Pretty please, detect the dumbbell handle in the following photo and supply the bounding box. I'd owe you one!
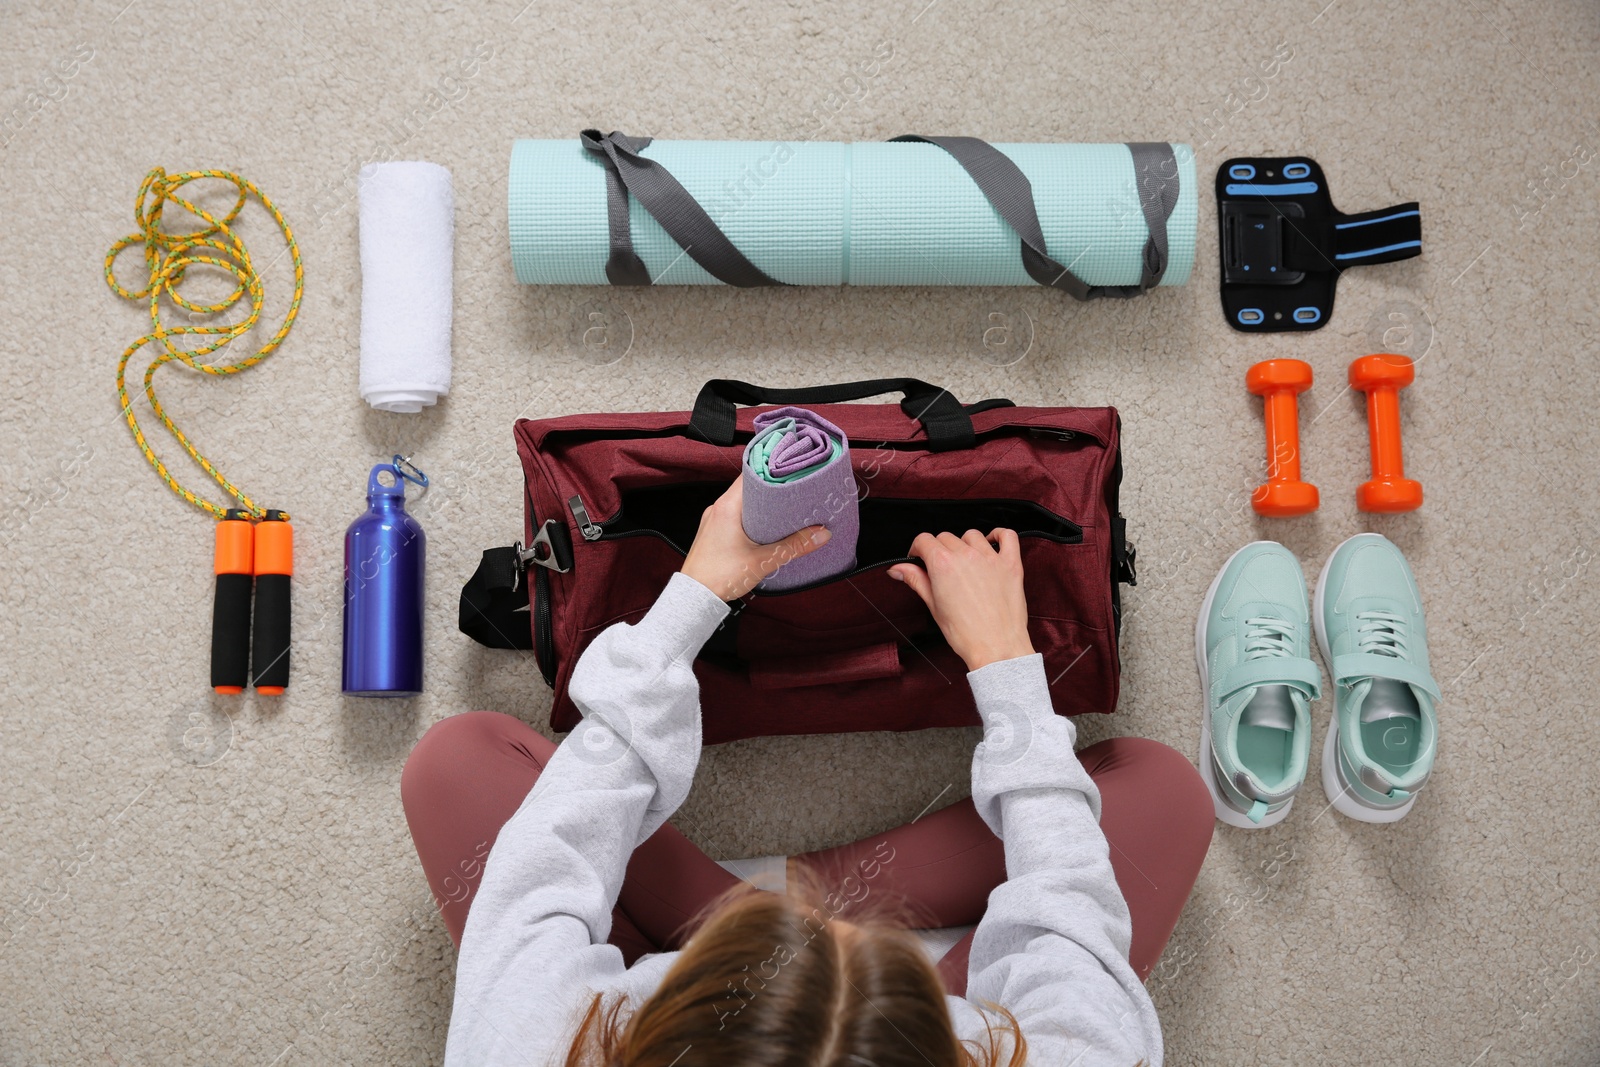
[1365,385,1405,479]
[1247,359,1318,518]
[1351,354,1422,513]
[1262,390,1305,484]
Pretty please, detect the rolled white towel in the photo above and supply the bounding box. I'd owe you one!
[359,161,453,413]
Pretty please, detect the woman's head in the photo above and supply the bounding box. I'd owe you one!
[566,885,1024,1067]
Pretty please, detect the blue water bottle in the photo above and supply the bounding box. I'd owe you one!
[342,456,427,696]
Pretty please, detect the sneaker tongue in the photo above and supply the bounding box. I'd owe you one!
[1240,684,1296,732]
[1357,678,1423,724]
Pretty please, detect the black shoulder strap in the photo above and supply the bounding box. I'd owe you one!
[688,377,1012,451]
[459,547,534,650]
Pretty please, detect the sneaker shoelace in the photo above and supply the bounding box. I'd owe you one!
[1242,617,1296,661]
[1235,617,1299,808]
[1356,610,1410,659]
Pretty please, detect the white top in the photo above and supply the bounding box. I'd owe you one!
[445,572,1161,1066]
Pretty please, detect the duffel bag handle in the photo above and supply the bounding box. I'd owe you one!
[689,378,1014,453]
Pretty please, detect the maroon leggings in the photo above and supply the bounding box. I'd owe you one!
[401,711,1213,995]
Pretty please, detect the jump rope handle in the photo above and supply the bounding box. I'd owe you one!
[209,509,294,694]
[252,511,293,694]
[211,510,255,694]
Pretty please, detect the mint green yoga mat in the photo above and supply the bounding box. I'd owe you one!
[509,138,1197,289]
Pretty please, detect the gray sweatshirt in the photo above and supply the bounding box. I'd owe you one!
[445,573,1161,1066]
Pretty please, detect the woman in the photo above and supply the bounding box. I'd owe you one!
[403,480,1213,1065]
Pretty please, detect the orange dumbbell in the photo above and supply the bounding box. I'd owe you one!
[1350,353,1423,512]
[1246,359,1319,517]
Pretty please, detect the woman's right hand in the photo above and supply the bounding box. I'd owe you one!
[887,529,1035,672]
[681,478,830,601]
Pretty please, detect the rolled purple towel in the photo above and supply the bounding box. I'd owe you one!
[741,406,859,591]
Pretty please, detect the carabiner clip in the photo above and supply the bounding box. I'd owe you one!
[392,454,430,489]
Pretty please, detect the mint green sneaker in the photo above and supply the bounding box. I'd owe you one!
[1196,542,1324,828]
[1314,533,1440,823]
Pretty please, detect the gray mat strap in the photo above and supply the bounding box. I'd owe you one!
[893,135,1179,299]
[587,130,653,285]
[1126,141,1181,292]
[580,129,788,287]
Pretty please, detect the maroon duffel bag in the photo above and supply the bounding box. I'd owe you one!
[459,378,1136,745]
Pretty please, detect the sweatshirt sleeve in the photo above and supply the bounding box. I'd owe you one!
[444,572,729,1066]
[952,654,1163,1067]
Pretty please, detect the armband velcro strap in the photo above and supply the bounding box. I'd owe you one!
[1282,203,1422,272]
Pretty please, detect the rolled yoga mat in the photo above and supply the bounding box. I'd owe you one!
[742,407,859,591]
[509,136,1197,291]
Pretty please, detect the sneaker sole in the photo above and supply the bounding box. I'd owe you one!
[1312,533,1420,825]
[1195,541,1295,830]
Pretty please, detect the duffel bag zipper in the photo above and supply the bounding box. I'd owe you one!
[569,495,603,541]
[558,489,1086,599]
[532,564,555,686]
[528,494,600,688]
[564,490,1085,552]
[563,492,754,626]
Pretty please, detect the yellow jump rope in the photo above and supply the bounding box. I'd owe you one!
[106,167,301,693]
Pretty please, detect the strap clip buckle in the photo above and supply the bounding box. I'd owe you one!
[516,520,572,576]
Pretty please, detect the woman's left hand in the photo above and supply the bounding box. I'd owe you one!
[681,479,831,601]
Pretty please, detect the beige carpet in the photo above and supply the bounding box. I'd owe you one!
[3,0,1597,1062]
